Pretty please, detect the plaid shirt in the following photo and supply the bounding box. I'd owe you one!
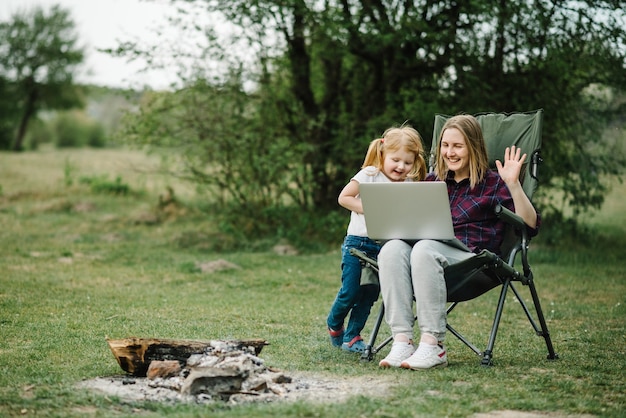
[426,170,539,255]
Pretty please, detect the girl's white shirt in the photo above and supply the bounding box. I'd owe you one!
[346,166,412,237]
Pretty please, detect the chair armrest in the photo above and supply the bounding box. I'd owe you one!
[349,248,379,269]
[495,204,533,279]
[495,204,525,232]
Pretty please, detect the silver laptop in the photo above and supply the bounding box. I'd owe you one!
[359,181,469,251]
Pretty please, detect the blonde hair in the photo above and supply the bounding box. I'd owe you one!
[362,125,427,180]
[433,114,489,188]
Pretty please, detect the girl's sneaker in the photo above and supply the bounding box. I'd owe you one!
[341,336,366,353]
[378,341,415,367]
[328,327,344,347]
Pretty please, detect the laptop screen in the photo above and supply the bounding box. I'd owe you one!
[359,181,455,241]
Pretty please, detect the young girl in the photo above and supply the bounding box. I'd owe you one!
[327,125,427,353]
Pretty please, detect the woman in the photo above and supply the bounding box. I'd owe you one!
[377,114,540,370]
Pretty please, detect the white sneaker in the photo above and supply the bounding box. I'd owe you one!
[378,341,415,368]
[401,344,448,370]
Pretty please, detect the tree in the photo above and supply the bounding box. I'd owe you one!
[441,0,626,217]
[122,0,626,223]
[0,5,85,151]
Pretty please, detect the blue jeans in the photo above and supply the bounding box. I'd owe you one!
[327,235,381,343]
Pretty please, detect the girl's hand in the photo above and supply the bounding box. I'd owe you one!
[495,146,526,186]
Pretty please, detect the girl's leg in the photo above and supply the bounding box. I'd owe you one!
[343,284,379,342]
[343,238,381,343]
[327,236,364,333]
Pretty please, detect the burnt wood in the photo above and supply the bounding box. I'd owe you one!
[107,337,269,376]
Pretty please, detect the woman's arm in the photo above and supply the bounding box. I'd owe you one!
[495,146,538,228]
[338,179,363,213]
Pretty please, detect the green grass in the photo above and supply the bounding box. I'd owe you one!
[1,148,625,417]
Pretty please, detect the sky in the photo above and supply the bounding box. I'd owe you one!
[0,0,181,89]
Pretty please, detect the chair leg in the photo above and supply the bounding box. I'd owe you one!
[510,283,540,330]
[360,301,386,362]
[446,323,482,356]
[480,280,511,366]
[525,280,559,360]
[509,282,558,360]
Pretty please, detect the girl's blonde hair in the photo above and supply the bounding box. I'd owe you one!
[433,114,489,188]
[362,125,427,180]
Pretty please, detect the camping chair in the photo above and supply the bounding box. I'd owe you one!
[351,109,558,366]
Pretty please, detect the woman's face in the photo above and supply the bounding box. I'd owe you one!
[440,127,470,180]
[382,149,416,182]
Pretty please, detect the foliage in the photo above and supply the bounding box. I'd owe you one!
[198,1,626,213]
[0,4,85,151]
[21,117,49,150]
[82,85,141,138]
[53,111,108,148]
[63,158,77,187]
[78,174,130,195]
[19,110,108,150]
[117,75,332,239]
[86,122,107,148]
[214,204,347,251]
[114,0,626,228]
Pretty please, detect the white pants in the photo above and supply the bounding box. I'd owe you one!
[378,239,475,342]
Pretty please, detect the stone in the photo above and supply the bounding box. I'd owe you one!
[147,360,182,380]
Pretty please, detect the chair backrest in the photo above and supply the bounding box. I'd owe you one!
[431,110,543,199]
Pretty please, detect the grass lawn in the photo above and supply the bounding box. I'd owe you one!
[0,148,624,417]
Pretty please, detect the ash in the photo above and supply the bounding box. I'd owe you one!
[79,342,389,405]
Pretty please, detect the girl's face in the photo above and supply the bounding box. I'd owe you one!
[440,127,470,180]
[382,149,416,182]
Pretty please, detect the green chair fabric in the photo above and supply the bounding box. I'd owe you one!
[431,109,543,199]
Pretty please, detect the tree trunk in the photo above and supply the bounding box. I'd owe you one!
[13,82,38,152]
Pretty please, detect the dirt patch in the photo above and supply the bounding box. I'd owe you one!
[78,371,391,405]
[472,411,596,418]
[81,339,393,405]
[197,259,241,273]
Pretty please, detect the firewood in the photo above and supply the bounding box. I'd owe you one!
[106,337,269,376]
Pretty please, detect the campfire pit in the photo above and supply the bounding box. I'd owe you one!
[78,337,392,405]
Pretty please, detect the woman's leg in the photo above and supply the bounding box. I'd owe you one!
[378,239,416,341]
[397,240,475,370]
[410,240,475,343]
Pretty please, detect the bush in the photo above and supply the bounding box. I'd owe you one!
[23,117,54,150]
[79,174,130,195]
[54,111,107,148]
[212,204,347,252]
[86,122,107,147]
